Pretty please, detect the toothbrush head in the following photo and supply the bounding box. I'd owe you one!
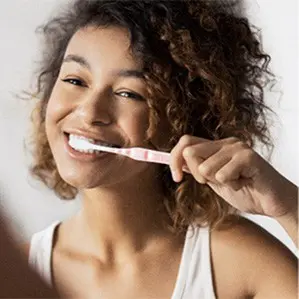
[68,136,120,154]
[69,137,92,151]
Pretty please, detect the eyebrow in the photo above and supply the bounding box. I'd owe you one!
[63,54,91,70]
[62,54,144,79]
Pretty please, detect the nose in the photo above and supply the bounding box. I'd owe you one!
[74,89,113,126]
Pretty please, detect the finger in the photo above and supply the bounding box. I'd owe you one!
[170,135,201,182]
[215,149,258,184]
[183,136,240,162]
[214,157,244,184]
[182,143,226,184]
[197,149,232,183]
[170,136,239,182]
[183,152,206,184]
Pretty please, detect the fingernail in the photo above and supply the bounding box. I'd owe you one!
[171,170,180,182]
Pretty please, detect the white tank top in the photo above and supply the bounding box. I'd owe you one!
[29,221,216,299]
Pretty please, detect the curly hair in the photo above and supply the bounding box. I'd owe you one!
[28,0,275,233]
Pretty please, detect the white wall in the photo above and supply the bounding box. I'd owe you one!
[241,0,298,256]
[0,1,297,255]
[0,0,80,239]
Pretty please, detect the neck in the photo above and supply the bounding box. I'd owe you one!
[72,173,175,261]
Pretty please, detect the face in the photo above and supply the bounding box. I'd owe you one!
[45,26,160,189]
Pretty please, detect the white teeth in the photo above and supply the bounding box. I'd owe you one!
[71,148,103,155]
[68,134,113,154]
[69,134,115,147]
[69,134,95,143]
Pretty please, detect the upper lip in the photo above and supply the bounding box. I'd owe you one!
[64,128,121,147]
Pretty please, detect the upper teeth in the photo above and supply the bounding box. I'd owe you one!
[69,134,115,147]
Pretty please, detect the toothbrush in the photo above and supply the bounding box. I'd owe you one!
[69,138,190,173]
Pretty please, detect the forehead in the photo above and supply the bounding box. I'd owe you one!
[64,26,142,70]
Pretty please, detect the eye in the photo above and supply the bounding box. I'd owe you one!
[61,78,86,87]
[116,91,144,101]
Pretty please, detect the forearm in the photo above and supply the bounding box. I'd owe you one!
[275,182,298,248]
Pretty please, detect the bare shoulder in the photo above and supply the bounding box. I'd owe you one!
[210,215,297,299]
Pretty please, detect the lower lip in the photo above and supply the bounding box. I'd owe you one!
[64,134,113,162]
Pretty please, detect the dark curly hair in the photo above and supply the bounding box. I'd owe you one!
[28,0,275,233]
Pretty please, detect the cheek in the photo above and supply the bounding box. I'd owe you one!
[121,108,150,143]
[45,85,70,131]
[132,109,149,138]
[135,113,150,137]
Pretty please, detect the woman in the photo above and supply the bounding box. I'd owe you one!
[23,0,297,298]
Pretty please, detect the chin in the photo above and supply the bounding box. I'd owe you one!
[63,176,109,190]
[56,166,102,188]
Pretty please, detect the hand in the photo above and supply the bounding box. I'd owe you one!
[170,135,295,218]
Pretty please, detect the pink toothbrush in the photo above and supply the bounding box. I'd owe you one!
[69,136,190,173]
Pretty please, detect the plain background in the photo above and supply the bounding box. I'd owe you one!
[0,0,297,256]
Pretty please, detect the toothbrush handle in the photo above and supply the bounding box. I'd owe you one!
[90,145,190,173]
[143,149,191,173]
[93,144,121,154]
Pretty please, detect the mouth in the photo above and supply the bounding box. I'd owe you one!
[64,133,121,148]
[63,132,121,161]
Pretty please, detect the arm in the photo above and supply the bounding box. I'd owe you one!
[241,219,298,299]
[249,224,298,299]
[274,181,298,248]
[211,216,298,299]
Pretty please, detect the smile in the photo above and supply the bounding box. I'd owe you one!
[63,133,119,161]
[68,134,119,150]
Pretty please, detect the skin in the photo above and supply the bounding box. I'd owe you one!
[45,26,185,298]
[1,25,296,298]
[170,135,298,245]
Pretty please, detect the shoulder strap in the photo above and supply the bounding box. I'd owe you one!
[28,221,60,286]
[183,226,216,299]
